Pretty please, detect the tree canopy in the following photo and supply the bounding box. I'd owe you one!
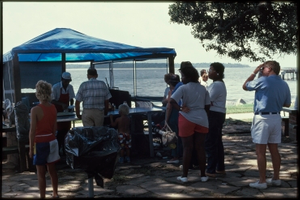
[168,2,298,62]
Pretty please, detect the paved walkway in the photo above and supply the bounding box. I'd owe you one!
[2,129,298,198]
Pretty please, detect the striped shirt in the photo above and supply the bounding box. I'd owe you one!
[75,78,112,110]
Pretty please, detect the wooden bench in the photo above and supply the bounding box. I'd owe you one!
[281,116,289,136]
[2,126,34,172]
[2,145,19,161]
[2,127,19,170]
[281,108,298,141]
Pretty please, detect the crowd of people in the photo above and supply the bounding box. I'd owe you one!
[162,60,291,188]
[162,61,226,182]
[28,60,291,197]
[29,67,115,198]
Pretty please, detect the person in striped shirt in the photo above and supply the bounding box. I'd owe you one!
[75,68,112,127]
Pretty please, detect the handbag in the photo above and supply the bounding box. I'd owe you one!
[161,123,177,146]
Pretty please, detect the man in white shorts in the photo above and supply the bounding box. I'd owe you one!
[242,60,291,189]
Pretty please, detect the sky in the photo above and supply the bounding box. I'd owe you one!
[1,1,298,68]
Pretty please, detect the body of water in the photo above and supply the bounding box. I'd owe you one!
[67,64,297,106]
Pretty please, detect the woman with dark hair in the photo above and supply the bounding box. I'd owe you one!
[205,62,227,178]
[162,73,179,107]
[169,62,210,182]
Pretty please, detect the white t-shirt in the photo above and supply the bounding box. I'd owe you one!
[164,87,170,98]
[171,82,210,128]
[207,81,227,113]
[51,81,75,101]
[199,77,209,88]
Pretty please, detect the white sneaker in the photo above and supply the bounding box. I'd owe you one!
[249,181,267,189]
[177,176,188,183]
[266,178,281,186]
[200,176,209,182]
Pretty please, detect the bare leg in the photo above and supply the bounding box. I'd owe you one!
[268,143,281,180]
[194,132,206,177]
[181,135,193,177]
[36,165,47,198]
[47,163,59,198]
[255,144,267,183]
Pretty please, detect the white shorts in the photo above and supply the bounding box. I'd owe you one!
[251,114,282,144]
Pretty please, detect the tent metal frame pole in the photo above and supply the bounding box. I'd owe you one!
[88,177,94,197]
[133,60,137,97]
[62,53,66,72]
[168,56,175,74]
[109,62,114,88]
[13,54,21,103]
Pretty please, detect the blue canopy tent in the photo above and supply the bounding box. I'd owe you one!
[2,28,176,104]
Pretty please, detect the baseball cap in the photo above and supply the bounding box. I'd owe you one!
[62,72,72,81]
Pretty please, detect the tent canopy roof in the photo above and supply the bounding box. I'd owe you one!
[3,28,176,63]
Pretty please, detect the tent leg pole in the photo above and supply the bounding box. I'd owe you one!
[88,177,94,198]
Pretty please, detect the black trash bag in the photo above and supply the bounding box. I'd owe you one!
[14,101,30,143]
[4,99,15,126]
[65,126,121,179]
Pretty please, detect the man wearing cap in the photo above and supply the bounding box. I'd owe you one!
[75,68,112,127]
[51,72,75,156]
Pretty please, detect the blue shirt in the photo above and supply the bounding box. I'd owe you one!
[245,75,291,113]
[173,82,183,94]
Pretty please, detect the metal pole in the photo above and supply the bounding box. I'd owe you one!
[133,60,137,97]
[147,112,154,157]
[109,62,114,88]
[88,177,94,198]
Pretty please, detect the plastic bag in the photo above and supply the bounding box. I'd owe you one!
[161,123,177,147]
[65,126,121,179]
[4,99,15,126]
[14,101,30,142]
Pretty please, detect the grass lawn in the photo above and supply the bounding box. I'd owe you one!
[226,104,254,114]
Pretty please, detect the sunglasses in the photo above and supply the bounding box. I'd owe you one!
[260,65,272,71]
